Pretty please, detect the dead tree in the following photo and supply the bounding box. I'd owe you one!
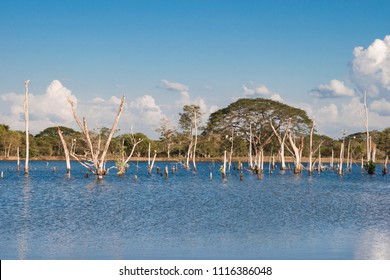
[149,151,157,174]
[270,119,291,171]
[222,150,227,179]
[339,132,345,176]
[16,147,20,172]
[192,110,198,172]
[67,95,125,179]
[358,91,375,163]
[248,123,253,169]
[185,131,194,170]
[116,137,143,175]
[317,144,322,173]
[285,118,304,173]
[308,119,315,174]
[288,133,305,174]
[227,128,234,173]
[330,149,334,170]
[58,127,71,175]
[24,80,30,174]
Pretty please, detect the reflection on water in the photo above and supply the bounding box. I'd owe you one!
[355,229,390,259]
[0,160,390,259]
[17,175,31,260]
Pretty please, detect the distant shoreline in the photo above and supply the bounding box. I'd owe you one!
[0,156,374,164]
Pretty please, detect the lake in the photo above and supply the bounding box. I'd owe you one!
[0,160,390,260]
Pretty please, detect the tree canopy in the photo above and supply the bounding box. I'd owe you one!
[204,98,312,145]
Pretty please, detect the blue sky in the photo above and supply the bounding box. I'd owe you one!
[1,0,390,138]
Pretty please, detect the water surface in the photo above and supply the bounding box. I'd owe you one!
[0,160,389,259]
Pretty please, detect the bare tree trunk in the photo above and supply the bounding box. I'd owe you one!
[192,111,198,172]
[228,128,234,173]
[270,119,289,170]
[222,150,227,179]
[24,80,30,175]
[372,143,376,163]
[58,127,71,175]
[288,132,304,174]
[330,149,334,170]
[248,123,253,169]
[308,120,315,174]
[6,143,11,158]
[346,139,351,172]
[359,91,371,162]
[149,152,157,174]
[186,128,193,170]
[317,145,322,173]
[339,140,344,176]
[383,155,388,175]
[17,147,20,172]
[257,148,264,179]
[260,148,264,172]
[148,143,151,170]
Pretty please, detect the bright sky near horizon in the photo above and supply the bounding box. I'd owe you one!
[1,0,390,139]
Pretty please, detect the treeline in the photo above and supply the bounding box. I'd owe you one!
[0,98,389,161]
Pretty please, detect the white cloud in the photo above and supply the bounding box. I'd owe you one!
[369,98,390,116]
[193,97,218,123]
[300,96,390,138]
[160,79,189,93]
[159,79,218,126]
[0,80,76,133]
[306,35,390,136]
[0,80,170,138]
[310,79,355,98]
[159,79,191,106]
[93,97,105,103]
[243,83,283,101]
[129,95,166,126]
[79,94,167,136]
[351,35,390,97]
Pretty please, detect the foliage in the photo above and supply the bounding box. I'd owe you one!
[179,105,203,133]
[1,95,390,162]
[205,98,311,137]
[364,160,376,174]
[156,117,176,157]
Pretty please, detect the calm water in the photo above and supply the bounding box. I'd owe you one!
[0,160,390,260]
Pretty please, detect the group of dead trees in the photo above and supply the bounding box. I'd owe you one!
[18,81,385,180]
[207,97,383,177]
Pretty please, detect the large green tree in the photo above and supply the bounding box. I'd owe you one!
[205,98,311,169]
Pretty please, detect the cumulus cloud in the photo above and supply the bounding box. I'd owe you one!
[301,96,390,138]
[369,98,390,116]
[0,80,172,138]
[0,80,76,133]
[158,79,218,125]
[310,79,355,98]
[310,98,363,137]
[351,35,390,97]
[243,83,283,101]
[129,95,166,127]
[305,35,390,136]
[78,94,168,136]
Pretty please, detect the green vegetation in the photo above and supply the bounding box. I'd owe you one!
[1,98,389,167]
